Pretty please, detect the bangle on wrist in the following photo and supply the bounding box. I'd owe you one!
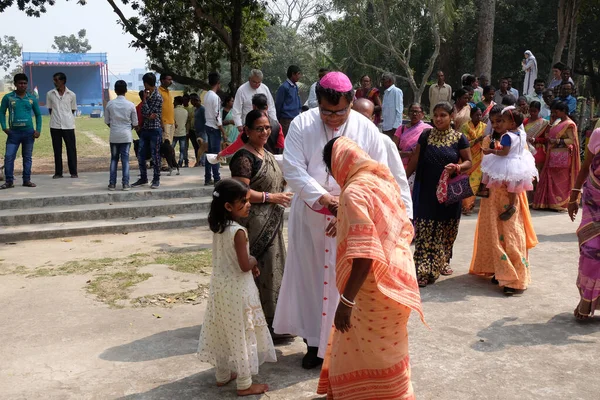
[265,192,270,203]
[340,294,356,308]
[571,188,582,192]
[261,192,266,203]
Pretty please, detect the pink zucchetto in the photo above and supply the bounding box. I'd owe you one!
[319,72,353,92]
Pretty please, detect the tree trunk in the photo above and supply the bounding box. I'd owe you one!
[550,0,571,81]
[228,0,243,95]
[474,0,495,79]
[566,0,581,69]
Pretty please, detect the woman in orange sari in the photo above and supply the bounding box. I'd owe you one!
[460,107,486,215]
[533,101,581,211]
[318,136,424,400]
[470,108,539,295]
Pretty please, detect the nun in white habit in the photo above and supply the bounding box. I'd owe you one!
[522,50,538,96]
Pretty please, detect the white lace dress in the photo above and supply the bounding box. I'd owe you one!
[197,222,276,376]
[481,130,538,193]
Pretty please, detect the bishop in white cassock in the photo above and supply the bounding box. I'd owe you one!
[273,72,412,369]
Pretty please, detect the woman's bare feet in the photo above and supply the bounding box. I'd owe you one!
[574,301,592,321]
[217,373,237,387]
[237,383,269,396]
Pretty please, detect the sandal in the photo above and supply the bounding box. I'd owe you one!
[503,287,516,296]
[418,278,428,288]
[491,275,499,285]
[441,266,454,276]
[22,181,36,187]
[499,205,516,221]
[1,182,14,189]
[574,307,591,321]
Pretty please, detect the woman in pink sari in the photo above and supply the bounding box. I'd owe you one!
[392,103,431,188]
[533,101,580,211]
[568,128,600,319]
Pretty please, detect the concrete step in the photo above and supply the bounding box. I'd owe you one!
[0,186,216,210]
[0,209,290,242]
[0,197,213,226]
[0,212,209,242]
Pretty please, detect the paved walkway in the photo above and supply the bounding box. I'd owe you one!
[1,198,599,399]
[0,167,232,200]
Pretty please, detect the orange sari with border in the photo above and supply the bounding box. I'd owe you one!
[469,136,538,289]
[317,137,424,400]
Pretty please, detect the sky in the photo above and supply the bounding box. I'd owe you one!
[0,0,147,75]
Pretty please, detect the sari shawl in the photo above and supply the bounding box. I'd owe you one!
[222,108,239,143]
[396,120,431,168]
[477,101,495,123]
[576,148,600,315]
[461,121,486,193]
[533,119,580,210]
[524,117,549,160]
[317,136,423,400]
[454,105,472,130]
[241,151,286,323]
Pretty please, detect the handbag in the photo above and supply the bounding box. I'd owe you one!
[548,147,571,168]
[437,169,474,204]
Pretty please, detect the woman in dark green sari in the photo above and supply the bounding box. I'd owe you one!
[229,110,293,332]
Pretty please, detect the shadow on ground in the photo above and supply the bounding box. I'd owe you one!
[471,313,600,352]
[100,325,201,362]
[536,233,577,243]
[420,273,505,303]
[151,243,211,253]
[118,350,320,400]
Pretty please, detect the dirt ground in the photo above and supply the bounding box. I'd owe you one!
[1,211,600,400]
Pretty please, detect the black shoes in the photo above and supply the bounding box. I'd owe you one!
[131,179,148,188]
[302,346,323,369]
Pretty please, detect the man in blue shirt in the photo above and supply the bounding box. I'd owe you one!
[381,72,403,138]
[275,65,302,136]
[560,82,577,117]
[1,73,42,189]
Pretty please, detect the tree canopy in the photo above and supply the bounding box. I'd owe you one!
[52,29,92,53]
[0,35,20,71]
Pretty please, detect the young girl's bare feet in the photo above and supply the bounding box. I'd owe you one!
[217,373,237,387]
[237,383,269,396]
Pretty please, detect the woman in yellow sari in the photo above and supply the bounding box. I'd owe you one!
[460,107,486,215]
[318,136,424,400]
[533,101,581,211]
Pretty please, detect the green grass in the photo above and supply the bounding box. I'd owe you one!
[154,249,212,274]
[0,116,111,158]
[87,271,152,308]
[28,257,118,277]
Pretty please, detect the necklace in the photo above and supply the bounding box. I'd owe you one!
[249,143,264,158]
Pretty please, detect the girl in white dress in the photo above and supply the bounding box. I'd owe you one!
[198,178,276,396]
[481,106,538,220]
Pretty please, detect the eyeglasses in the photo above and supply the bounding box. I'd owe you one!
[320,106,350,116]
[252,125,271,133]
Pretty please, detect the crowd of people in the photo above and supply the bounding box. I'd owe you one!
[197,65,600,398]
[1,55,600,398]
